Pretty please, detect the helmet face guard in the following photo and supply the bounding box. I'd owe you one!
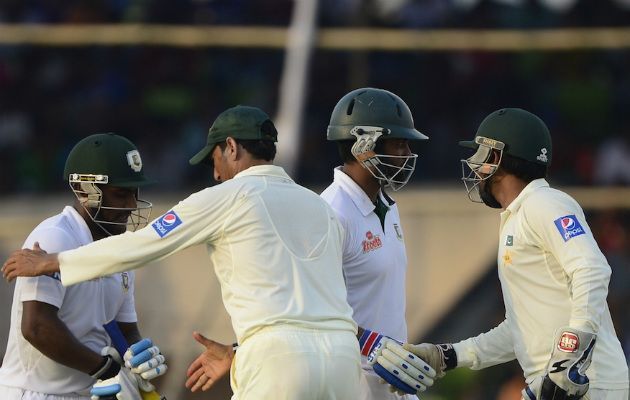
[350,126,418,191]
[69,173,152,235]
[461,136,505,203]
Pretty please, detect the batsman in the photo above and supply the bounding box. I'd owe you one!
[0,134,167,400]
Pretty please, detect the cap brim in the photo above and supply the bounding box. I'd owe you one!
[458,140,478,149]
[189,145,213,165]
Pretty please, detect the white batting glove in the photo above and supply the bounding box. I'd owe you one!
[359,329,436,395]
[90,367,142,400]
[522,327,596,400]
[124,338,167,392]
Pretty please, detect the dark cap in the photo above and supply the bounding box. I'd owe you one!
[189,105,278,165]
[459,108,552,166]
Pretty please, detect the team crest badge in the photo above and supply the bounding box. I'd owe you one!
[121,272,129,293]
[126,150,143,172]
[505,235,513,246]
[393,223,403,241]
[362,231,383,253]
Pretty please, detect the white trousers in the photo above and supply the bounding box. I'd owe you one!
[359,370,419,400]
[230,326,362,400]
[0,385,89,400]
[521,388,629,400]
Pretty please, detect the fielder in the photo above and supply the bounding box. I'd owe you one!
[3,106,363,400]
[395,108,629,400]
[0,133,167,400]
[182,90,438,399]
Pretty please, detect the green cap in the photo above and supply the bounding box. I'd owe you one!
[459,108,552,166]
[189,105,278,165]
[64,133,155,187]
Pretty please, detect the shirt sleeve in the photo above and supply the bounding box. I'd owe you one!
[59,187,232,286]
[115,271,138,323]
[452,319,516,370]
[19,227,75,308]
[521,193,611,334]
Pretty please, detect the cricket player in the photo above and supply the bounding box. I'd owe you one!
[182,90,437,398]
[322,88,435,400]
[3,106,363,400]
[393,108,630,400]
[0,133,167,400]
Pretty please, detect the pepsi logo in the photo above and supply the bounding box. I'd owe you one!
[366,231,373,240]
[162,213,177,226]
[561,217,575,230]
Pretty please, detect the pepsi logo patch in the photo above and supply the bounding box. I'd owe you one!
[553,215,585,242]
[558,331,579,352]
[152,211,182,238]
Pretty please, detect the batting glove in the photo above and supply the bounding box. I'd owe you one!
[522,327,596,400]
[360,329,436,395]
[91,367,142,400]
[124,338,168,383]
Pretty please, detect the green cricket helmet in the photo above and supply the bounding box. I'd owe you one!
[459,108,552,204]
[64,133,154,234]
[327,88,428,191]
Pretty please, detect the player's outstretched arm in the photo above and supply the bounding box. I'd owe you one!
[403,343,459,378]
[2,242,60,282]
[185,331,234,392]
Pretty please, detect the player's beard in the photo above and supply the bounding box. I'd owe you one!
[480,176,502,209]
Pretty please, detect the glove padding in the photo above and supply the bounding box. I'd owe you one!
[91,367,142,400]
[124,338,168,382]
[359,330,436,395]
[403,342,458,378]
[522,327,597,400]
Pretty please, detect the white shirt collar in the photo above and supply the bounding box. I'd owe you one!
[234,164,294,181]
[62,205,94,245]
[506,178,549,214]
[333,167,377,217]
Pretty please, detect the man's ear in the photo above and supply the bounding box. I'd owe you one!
[225,137,239,160]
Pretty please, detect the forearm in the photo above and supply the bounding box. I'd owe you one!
[453,319,516,370]
[568,265,611,333]
[118,322,142,345]
[22,307,103,374]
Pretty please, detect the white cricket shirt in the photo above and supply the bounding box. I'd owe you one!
[453,179,628,389]
[57,165,356,343]
[321,168,408,366]
[0,206,137,395]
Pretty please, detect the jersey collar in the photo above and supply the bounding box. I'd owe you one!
[233,164,294,182]
[506,178,549,214]
[333,167,378,217]
[63,205,96,245]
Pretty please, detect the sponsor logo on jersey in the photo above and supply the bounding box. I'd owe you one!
[505,235,513,246]
[557,332,579,352]
[152,210,182,237]
[553,215,585,242]
[362,231,382,253]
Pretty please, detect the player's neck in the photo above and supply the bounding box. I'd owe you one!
[494,174,528,209]
[341,164,380,201]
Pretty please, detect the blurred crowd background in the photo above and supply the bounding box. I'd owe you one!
[0,1,629,399]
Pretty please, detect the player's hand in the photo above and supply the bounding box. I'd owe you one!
[123,338,167,392]
[2,242,58,282]
[403,342,458,378]
[185,331,234,392]
[522,327,596,400]
[91,367,142,400]
[360,330,436,395]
